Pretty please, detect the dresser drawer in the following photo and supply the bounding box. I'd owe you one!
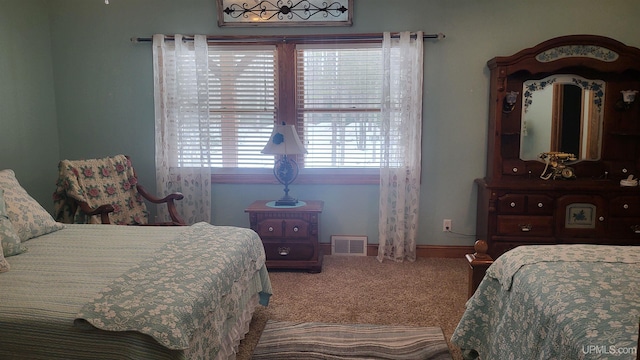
[497,194,553,215]
[527,195,554,215]
[263,242,315,261]
[496,215,554,236]
[609,196,640,217]
[608,218,640,237]
[497,194,526,213]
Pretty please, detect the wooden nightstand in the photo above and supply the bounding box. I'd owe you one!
[245,200,324,273]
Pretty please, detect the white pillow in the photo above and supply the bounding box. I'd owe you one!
[0,169,64,241]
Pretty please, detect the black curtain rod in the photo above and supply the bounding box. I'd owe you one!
[131,32,444,44]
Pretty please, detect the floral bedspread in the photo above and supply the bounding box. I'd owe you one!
[451,245,640,360]
[75,222,269,350]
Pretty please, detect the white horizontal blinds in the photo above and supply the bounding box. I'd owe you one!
[208,44,277,168]
[176,43,277,168]
[296,43,384,168]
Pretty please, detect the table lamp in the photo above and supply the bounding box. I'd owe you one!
[261,123,307,206]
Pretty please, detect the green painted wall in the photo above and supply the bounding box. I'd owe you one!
[0,0,60,210]
[4,0,640,246]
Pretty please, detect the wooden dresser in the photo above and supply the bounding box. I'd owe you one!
[468,35,640,296]
[245,200,323,273]
[477,179,640,259]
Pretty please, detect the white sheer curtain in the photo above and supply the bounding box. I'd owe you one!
[377,31,423,262]
[153,34,211,224]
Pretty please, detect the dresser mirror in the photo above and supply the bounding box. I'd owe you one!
[519,75,605,161]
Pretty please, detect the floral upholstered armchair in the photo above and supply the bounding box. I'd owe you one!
[53,155,185,225]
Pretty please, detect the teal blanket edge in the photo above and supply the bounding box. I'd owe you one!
[74,222,270,350]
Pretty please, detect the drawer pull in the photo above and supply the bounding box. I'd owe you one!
[623,204,629,210]
[510,202,516,208]
[632,225,640,234]
[599,216,605,222]
[293,225,300,233]
[537,202,543,208]
[519,224,532,232]
[278,247,291,256]
[268,226,274,232]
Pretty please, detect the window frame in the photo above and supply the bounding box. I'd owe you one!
[187,36,388,185]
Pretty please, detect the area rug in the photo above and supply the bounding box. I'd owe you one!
[251,320,453,360]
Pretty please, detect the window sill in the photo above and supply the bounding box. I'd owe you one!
[211,169,380,185]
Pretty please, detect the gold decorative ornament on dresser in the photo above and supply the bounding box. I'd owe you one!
[468,35,640,297]
[245,200,324,273]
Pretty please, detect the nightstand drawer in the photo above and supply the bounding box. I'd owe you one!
[256,219,284,237]
[256,218,310,238]
[284,218,309,237]
[263,242,315,261]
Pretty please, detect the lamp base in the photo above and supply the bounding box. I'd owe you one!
[275,197,299,206]
[272,156,301,206]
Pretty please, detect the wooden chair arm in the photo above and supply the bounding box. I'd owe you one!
[136,184,184,204]
[136,184,186,226]
[77,202,114,224]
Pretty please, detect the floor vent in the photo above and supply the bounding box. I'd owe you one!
[331,235,367,256]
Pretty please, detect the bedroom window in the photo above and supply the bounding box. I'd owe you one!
[194,45,277,169]
[296,44,384,169]
[153,35,413,184]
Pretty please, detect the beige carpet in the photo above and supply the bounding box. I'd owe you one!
[236,255,468,360]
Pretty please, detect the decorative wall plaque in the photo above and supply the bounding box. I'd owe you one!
[217,0,353,27]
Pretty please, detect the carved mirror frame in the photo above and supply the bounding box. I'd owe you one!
[485,35,640,182]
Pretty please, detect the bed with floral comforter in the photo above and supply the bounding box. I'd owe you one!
[451,245,640,360]
[0,223,272,360]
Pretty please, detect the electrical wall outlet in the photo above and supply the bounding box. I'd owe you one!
[443,219,452,232]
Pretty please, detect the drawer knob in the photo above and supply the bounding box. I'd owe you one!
[623,204,629,210]
[510,202,516,208]
[268,226,274,232]
[599,216,605,222]
[632,225,640,234]
[519,224,532,232]
[293,225,299,233]
[537,202,543,208]
[512,167,518,173]
[278,247,290,256]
